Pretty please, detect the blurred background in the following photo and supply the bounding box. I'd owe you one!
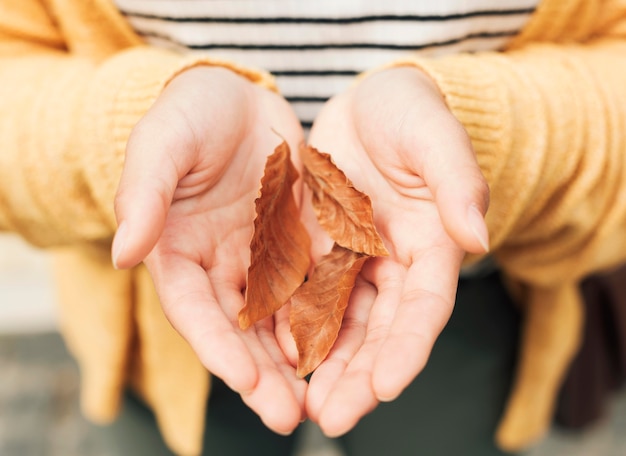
[1,232,626,456]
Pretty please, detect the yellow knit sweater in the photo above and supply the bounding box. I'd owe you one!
[1,0,625,454]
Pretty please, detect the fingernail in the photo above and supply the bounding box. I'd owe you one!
[467,204,490,253]
[112,221,128,269]
[275,428,294,437]
[377,392,401,402]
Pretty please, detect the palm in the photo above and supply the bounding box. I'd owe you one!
[115,67,307,434]
[304,77,470,436]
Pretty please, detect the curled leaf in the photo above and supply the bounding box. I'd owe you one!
[290,243,368,377]
[300,145,389,257]
[238,142,311,330]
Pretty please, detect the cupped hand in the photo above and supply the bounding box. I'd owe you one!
[303,66,490,436]
[112,66,307,435]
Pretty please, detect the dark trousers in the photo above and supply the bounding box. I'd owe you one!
[97,270,521,456]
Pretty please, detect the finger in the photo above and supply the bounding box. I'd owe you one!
[428,144,491,255]
[316,367,379,438]
[112,67,250,270]
[316,280,402,437]
[207,267,307,431]
[242,322,307,433]
[274,303,299,367]
[356,68,490,255]
[145,251,260,395]
[371,244,463,401]
[401,111,490,255]
[112,116,187,269]
[311,265,404,436]
[306,275,377,423]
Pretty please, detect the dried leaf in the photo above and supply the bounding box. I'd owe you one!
[290,243,368,377]
[238,142,311,330]
[300,145,389,257]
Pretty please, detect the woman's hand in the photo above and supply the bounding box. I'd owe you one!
[112,66,307,435]
[303,66,490,436]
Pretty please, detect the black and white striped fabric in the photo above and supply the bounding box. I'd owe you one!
[115,1,538,128]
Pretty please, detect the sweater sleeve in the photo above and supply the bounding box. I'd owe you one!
[0,0,276,248]
[388,0,626,287]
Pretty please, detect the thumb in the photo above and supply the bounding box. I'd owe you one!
[420,120,490,254]
[355,66,490,254]
[112,118,182,269]
[434,164,490,254]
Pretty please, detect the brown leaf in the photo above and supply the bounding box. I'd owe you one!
[300,145,389,257]
[290,243,368,377]
[238,142,311,330]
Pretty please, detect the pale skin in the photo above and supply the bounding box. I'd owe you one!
[112,66,307,435]
[112,65,489,436]
[297,67,490,436]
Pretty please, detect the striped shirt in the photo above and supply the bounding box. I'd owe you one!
[115,0,538,128]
